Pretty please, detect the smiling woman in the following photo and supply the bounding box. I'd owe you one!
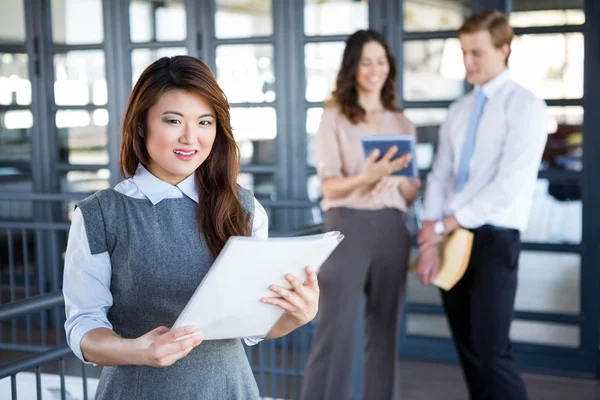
[61,55,320,399]
[144,90,217,185]
[301,30,420,400]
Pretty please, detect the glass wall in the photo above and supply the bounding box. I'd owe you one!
[50,0,110,195]
[0,1,32,205]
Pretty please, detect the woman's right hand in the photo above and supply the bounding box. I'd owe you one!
[133,325,203,367]
[361,146,412,185]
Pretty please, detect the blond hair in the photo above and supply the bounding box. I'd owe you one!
[458,11,514,65]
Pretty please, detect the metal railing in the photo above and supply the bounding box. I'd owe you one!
[0,345,89,400]
[0,291,94,400]
[1,221,363,400]
[0,221,69,352]
[0,192,82,352]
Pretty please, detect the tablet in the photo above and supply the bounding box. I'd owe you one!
[361,135,418,178]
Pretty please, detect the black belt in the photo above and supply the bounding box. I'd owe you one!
[469,224,519,234]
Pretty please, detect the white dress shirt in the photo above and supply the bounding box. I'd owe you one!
[422,69,548,232]
[63,165,268,363]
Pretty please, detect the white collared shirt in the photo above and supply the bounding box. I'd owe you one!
[63,165,268,363]
[422,69,548,232]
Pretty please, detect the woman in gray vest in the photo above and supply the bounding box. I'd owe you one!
[62,55,319,399]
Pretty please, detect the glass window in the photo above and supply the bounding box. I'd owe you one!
[60,169,110,193]
[231,107,276,165]
[306,107,322,166]
[56,109,108,165]
[51,0,104,44]
[307,174,322,203]
[131,47,187,85]
[306,107,323,136]
[404,39,465,101]
[403,108,448,171]
[304,0,368,36]
[511,0,584,27]
[525,179,581,244]
[404,0,468,32]
[0,110,33,162]
[307,174,324,226]
[509,33,583,100]
[216,45,274,103]
[0,0,25,42]
[54,51,106,106]
[305,42,345,102]
[0,53,30,106]
[542,106,583,173]
[237,173,275,201]
[511,320,579,348]
[130,0,186,43]
[215,0,272,39]
[515,251,580,314]
[406,314,580,348]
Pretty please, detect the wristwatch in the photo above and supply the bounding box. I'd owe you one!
[433,220,446,236]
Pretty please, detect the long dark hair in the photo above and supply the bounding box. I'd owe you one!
[120,55,251,258]
[332,29,401,124]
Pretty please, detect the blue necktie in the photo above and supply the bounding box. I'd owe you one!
[454,90,487,192]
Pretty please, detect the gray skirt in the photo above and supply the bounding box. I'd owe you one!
[94,339,259,399]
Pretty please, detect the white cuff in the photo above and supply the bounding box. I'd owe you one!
[67,319,113,365]
[243,336,264,346]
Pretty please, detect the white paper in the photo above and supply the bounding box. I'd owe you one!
[172,231,344,340]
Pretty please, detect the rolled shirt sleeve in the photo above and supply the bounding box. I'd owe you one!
[63,207,113,364]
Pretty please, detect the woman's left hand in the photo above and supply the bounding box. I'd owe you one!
[261,266,319,328]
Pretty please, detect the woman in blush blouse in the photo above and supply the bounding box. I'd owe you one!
[300,30,421,400]
[62,55,319,399]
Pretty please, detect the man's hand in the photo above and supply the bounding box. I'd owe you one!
[415,246,440,285]
[418,221,443,251]
[442,215,460,234]
[418,215,461,252]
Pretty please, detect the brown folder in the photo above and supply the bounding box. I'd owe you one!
[410,228,474,291]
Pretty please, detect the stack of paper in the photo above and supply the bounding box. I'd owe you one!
[410,228,474,291]
[173,231,344,340]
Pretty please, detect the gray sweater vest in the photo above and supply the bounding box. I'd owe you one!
[77,187,259,399]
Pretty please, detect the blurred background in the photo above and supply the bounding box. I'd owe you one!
[1,0,599,399]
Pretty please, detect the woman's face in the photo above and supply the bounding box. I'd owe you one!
[355,40,390,95]
[145,89,217,185]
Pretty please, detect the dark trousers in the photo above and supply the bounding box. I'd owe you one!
[441,225,528,400]
[300,207,411,400]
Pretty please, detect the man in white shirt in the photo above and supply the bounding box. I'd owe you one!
[416,11,548,400]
